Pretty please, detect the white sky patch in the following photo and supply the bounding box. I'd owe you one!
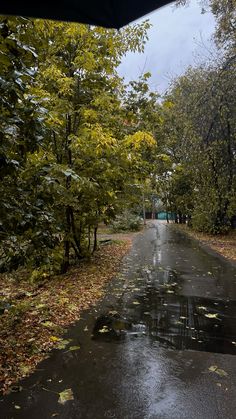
[118,0,216,94]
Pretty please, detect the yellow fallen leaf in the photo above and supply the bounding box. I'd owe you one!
[50,336,61,342]
[56,339,71,349]
[58,388,74,405]
[19,365,31,376]
[198,306,207,311]
[209,365,217,372]
[215,368,228,377]
[209,366,228,377]
[204,313,218,319]
[98,326,109,333]
[68,346,81,351]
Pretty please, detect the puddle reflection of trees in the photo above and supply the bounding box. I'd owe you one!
[136,289,236,355]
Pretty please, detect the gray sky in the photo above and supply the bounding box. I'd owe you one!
[118,0,216,94]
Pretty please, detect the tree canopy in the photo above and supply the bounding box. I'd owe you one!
[0,0,235,276]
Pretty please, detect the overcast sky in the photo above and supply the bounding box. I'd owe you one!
[118,0,216,94]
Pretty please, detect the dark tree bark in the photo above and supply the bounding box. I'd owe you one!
[61,205,71,273]
[88,225,91,251]
[93,226,98,252]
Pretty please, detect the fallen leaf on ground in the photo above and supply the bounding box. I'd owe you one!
[58,388,74,405]
[209,366,228,377]
[68,346,80,351]
[56,339,71,350]
[204,313,219,319]
[19,365,31,376]
[50,336,61,342]
[36,303,46,309]
[98,326,109,333]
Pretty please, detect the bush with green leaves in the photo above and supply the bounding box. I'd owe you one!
[111,211,142,232]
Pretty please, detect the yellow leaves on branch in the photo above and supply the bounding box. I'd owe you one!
[42,64,63,82]
[163,100,174,109]
[124,131,156,150]
[87,124,117,154]
[83,109,98,123]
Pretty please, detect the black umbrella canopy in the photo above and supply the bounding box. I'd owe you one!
[0,0,173,29]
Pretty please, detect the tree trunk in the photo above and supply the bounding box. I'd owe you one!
[61,113,73,273]
[61,206,71,273]
[88,225,91,251]
[93,226,98,252]
[69,207,82,257]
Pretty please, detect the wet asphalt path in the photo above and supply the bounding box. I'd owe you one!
[1,221,236,419]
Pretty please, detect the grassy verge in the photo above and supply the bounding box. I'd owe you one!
[0,239,132,394]
[171,224,236,262]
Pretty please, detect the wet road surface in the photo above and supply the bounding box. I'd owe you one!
[1,221,236,418]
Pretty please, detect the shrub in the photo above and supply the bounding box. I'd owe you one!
[111,211,142,232]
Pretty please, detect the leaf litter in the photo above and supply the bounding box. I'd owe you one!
[0,240,132,394]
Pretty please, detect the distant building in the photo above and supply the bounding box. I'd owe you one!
[144,211,175,220]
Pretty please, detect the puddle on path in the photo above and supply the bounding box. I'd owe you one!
[1,223,236,419]
[93,263,236,355]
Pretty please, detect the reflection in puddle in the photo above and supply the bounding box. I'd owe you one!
[134,290,236,355]
[94,264,236,355]
[92,312,132,341]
